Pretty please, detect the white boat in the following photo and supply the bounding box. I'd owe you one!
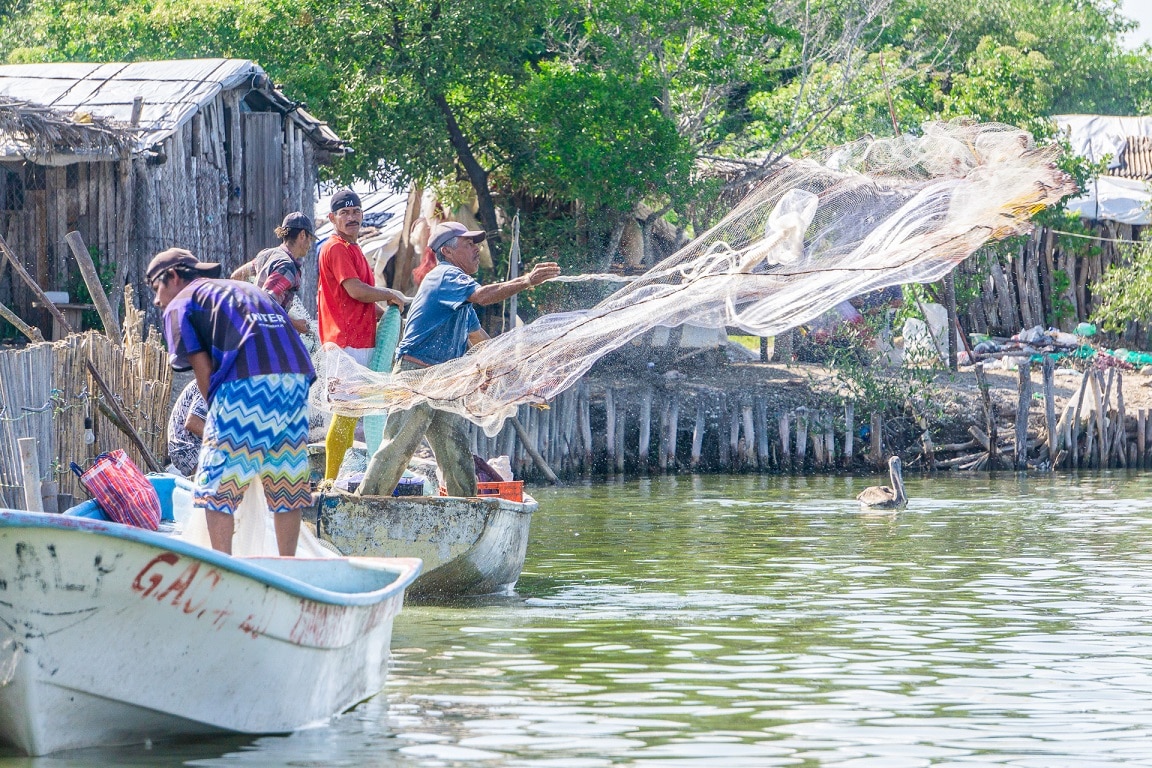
[316,490,536,599]
[0,509,421,756]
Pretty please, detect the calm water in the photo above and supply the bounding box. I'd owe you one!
[8,472,1152,766]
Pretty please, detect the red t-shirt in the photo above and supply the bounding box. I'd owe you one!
[318,235,377,348]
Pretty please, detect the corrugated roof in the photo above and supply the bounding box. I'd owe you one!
[0,58,344,159]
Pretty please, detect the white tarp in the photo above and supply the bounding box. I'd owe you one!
[1055,114,1152,225]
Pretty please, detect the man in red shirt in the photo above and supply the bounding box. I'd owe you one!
[317,188,408,478]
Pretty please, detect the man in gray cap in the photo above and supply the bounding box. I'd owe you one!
[231,211,317,334]
[359,221,560,497]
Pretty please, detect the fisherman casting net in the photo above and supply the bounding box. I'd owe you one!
[316,120,1076,436]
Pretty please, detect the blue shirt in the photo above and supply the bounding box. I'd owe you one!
[396,263,481,365]
[163,278,316,402]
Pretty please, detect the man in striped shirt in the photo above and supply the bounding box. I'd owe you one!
[149,248,316,556]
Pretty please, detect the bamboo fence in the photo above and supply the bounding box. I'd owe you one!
[0,326,170,508]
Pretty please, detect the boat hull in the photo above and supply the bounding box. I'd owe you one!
[0,510,420,756]
[316,492,536,598]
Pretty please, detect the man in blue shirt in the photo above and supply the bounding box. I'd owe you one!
[360,222,560,496]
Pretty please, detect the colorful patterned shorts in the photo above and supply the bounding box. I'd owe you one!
[195,373,311,516]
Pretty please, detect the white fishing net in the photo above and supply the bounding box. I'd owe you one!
[317,121,1076,436]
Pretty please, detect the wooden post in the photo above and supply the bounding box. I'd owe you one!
[718,394,730,468]
[778,412,791,474]
[1043,356,1057,466]
[870,411,883,468]
[18,438,43,513]
[812,411,825,468]
[1014,361,1032,470]
[1100,369,1115,467]
[1113,372,1127,468]
[0,299,44,342]
[944,273,958,371]
[615,399,626,474]
[1146,412,1152,469]
[1070,367,1091,470]
[65,230,123,346]
[604,388,616,464]
[824,412,835,468]
[974,363,998,469]
[843,401,854,467]
[638,386,653,473]
[729,406,741,470]
[755,394,770,469]
[691,397,705,469]
[665,390,680,472]
[658,392,671,473]
[741,404,755,466]
[511,416,561,485]
[1090,370,1106,469]
[1139,408,1147,469]
[578,384,592,473]
[796,407,809,472]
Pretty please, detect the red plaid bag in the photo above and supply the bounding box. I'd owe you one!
[70,450,161,530]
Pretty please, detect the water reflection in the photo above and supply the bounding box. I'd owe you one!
[7,472,1152,766]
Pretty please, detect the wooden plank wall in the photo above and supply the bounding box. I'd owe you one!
[0,86,325,340]
[959,222,1145,344]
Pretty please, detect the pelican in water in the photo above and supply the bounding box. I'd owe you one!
[857,456,907,510]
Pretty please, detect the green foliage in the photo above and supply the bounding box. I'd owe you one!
[521,63,690,210]
[803,311,942,419]
[1093,238,1152,334]
[69,245,117,331]
[0,0,1149,299]
[1048,267,1075,326]
[944,35,1055,135]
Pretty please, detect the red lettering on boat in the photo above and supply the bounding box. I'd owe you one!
[132,553,179,598]
[181,568,221,614]
[155,562,200,605]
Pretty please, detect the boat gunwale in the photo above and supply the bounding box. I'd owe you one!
[324,490,539,514]
[0,509,422,607]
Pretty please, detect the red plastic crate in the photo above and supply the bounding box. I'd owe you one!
[477,481,524,502]
[438,480,524,502]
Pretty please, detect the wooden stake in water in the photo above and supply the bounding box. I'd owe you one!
[843,402,855,467]
[870,412,883,468]
[1043,356,1057,465]
[778,412,791,474]
[638,386,653,474]
[615,399,626,474]
[1014,361,1032,470]
[690,398,705,469]
[795,407,809,472]
[605,388,616,463]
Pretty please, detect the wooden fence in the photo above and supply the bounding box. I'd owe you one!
[0,331,171,508]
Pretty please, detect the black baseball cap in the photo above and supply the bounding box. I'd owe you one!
[330,188,361,213]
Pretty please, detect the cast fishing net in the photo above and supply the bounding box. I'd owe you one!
[317,120,1075,436]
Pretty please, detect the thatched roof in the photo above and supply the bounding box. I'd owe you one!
[0,95,131,160]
